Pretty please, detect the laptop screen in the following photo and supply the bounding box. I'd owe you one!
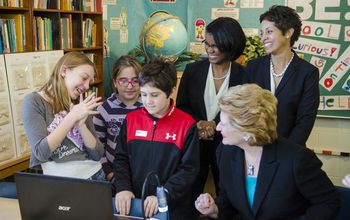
[15,172,114,220]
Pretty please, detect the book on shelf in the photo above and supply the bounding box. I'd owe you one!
[0,0,23,7]
[33,0,45,9]
[34,16,53,51]
[84,86,98,98]
[82,18,95,48]
[61,0,80,11]
[1,20,10,53]
[0,28,3,53]
[60,15,72,49]
[58,0,100,12]
[85,52,95,63]
[6,19,17,52]
[1,14,25,52]
[33,0,59,9]
[0,19,6,53]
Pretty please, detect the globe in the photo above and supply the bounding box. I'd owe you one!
[140,11,189,62]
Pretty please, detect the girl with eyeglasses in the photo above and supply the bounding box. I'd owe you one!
[93,55,143,187]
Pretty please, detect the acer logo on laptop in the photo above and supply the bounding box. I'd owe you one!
[58,205,71,211]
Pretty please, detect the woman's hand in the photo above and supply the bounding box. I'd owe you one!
[70,93,102,128]
[197,120,216,140]
[115,190,135,216]
[144,195,158,217]
[195,193,218,218]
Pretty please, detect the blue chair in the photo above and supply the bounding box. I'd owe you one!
[335,186,350,220]
[0,182,17,199]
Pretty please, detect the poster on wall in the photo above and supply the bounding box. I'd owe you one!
[287,0,350,118]
[224,0,238,7]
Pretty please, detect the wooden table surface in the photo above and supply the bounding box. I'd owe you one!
[0,197,21,220]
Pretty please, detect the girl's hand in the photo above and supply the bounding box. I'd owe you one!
[70,93,102,127]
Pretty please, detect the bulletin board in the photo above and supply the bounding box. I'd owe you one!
[102,0,350,119]
[102,0,188,97]
[102,0,284,97]
[286,0,350,119]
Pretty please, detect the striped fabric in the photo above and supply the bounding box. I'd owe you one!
[93,93,143,176]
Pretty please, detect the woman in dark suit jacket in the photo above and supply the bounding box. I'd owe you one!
[176,17,246,217]
[245,5,319,146]
[195,84,339,220]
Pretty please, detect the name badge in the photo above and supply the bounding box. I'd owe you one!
[135,130,148,137]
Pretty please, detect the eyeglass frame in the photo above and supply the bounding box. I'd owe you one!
[116,77,140,87]
[202,40,219,51]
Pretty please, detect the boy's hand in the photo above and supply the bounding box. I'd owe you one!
[115,191,135,216]
[106,172,114,181]
[144,195,158,217]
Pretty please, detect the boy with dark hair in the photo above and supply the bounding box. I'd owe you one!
[113,58,199,220]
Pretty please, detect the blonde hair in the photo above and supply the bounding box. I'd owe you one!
[40,52,96,114]
[219,84,278,146]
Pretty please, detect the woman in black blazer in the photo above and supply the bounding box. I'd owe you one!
[176,17,246,218]
[245,5,319,146]
[195,84,339,220]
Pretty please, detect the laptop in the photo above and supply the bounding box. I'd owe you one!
[15,172,123,220]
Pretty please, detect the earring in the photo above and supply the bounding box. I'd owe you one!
[243,134,250,142]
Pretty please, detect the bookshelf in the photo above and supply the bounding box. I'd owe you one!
[0,0,104,97]
[0,0,104,179]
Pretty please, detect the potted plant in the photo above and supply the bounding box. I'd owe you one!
[236,35,266,66]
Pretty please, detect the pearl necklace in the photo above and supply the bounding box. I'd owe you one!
[213,72,229,80]
[270,52,294,78]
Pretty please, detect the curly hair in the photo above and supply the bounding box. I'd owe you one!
[260,5,302,47]
[219,84,278,146]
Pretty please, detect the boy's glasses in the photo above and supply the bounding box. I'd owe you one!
[116,78,139,87]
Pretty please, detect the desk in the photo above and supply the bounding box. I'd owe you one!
[0,154,30,179]
[0,198,144,220]
[0,197,21,220]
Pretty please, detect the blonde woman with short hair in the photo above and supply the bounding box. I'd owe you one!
[195,84,339,219]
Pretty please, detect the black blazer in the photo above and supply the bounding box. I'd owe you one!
[245,52,319,146]
[215,137,340,220]
[176,59,246,124]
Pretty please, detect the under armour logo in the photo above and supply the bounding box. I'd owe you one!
[165,133,176,140]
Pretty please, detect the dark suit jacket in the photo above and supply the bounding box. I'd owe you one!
[245,52,319,146]
[176,59,246,125]
[215,137,340,220]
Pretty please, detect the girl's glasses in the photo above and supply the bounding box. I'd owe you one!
[116,78,139,87]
